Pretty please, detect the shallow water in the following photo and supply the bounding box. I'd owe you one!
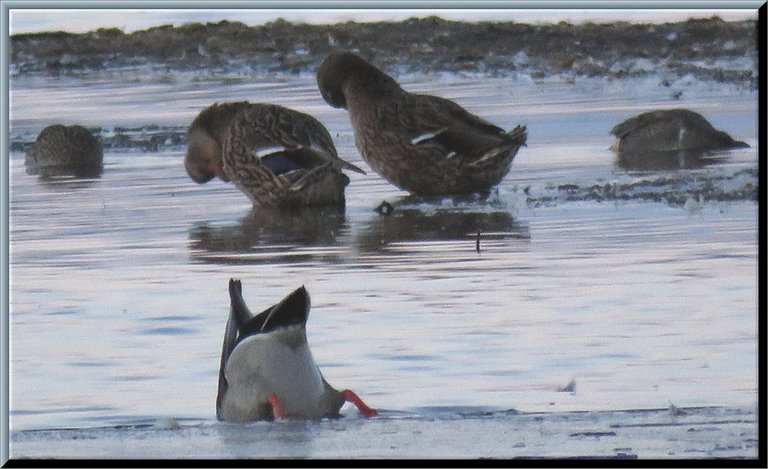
[9,406,758,459]
[7,73,759,458]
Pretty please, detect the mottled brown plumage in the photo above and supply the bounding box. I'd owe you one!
[25,124,103,178]
[610,109,748,155]
[185,102,364,207]
[316,51,527,196]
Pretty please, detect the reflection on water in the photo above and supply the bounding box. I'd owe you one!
[31,175,102,191]
[357,206,529,254]
[28,166,103,180]
[189,205,349,265]
[189,203,530,264]
[614,148,733,171]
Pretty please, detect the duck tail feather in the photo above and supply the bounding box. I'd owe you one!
[505,125,528,146]
[218,279,246,420]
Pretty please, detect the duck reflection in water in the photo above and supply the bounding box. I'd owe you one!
[614,149,733,171]
[357,197,529,254]
[189,205,348,265]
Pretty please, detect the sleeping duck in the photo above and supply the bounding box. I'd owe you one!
[610,109,748,166]
[185,102,365,207]
[216,279,377,421]
[316,51,527,196]
[25,124,103,178]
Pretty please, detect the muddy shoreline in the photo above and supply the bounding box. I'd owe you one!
[10,16,757,86]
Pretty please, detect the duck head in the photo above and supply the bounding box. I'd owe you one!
[185,125,229,183]
[185,102,255,183]
[317,51,398,109]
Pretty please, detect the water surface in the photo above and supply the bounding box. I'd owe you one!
[8,74,758,457]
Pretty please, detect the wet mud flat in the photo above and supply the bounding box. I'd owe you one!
[10,16,757,87]
[9,406,757,459]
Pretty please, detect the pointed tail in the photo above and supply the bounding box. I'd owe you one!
[505,125,528,147]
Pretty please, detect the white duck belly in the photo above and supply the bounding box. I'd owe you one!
[221,326,328,420]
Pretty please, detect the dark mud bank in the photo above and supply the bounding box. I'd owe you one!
[10,16,757,86]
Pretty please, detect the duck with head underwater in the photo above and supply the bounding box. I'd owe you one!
[216,279,377,421]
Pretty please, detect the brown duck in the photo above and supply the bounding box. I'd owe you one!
[610,109,748,155]
[25,124,103,178]
[316,51,527,196]
[185,102,365,207]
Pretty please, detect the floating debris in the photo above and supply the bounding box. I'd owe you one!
[569,431,617,438]
[669,404,686,416]
[375,201,395,216]
[683,194,705,214]
[152,417,181,430]
[558,379,577,393]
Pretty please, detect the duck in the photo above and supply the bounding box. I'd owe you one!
[185,102,366,207]
[316,51,527,196]
[216,279,377,421]
[25,124,103,178]
[610,109,749,156]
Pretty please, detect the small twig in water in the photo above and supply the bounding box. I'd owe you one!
[557,379,576,393]
[375,201,394,215]
[669,403,686,416]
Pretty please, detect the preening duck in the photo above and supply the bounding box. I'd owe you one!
[216,279,377,421]
[25,124,103,178]
[316,51,527,196]
[185,102,365,207]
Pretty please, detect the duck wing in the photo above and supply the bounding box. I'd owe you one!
[610,109,715,139]
[229,104,365,175]
[406,93,512,158]
[233,284,311,340]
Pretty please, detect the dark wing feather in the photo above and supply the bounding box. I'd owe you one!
[407,94,509,157]
[611,111,671,137]
[228,279,254,328]
[217,278,252,420]
[233,284,311,341]
[258,285,311,333]
[611,109,715,138]
[241,104,365,175]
